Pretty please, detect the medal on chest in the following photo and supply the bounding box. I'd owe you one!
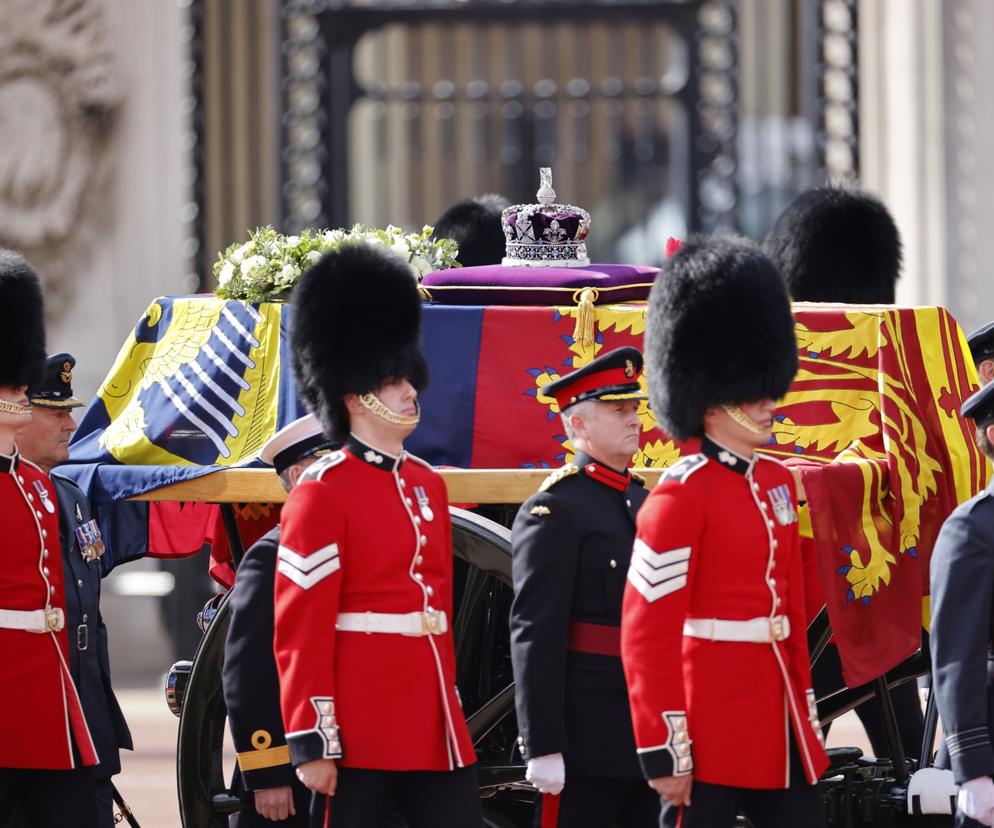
[412,485,434,522]
[74,519,106,563]
[766,484,798,526]
[32,480,56,514]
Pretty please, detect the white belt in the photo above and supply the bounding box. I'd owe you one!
[0,607,65,633]
[335,610,448,637]
[683,615,790,643]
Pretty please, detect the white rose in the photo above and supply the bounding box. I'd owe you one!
[241,255,267,279]
[390,238,411,260]
[306,250,322,264]
[218,261,236,287]
[286,235,300,247]
[323,229,344,245]
[277,263,300,285]
[409,255,431,278]
[231,241,255,263]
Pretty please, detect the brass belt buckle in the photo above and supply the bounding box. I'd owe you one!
[45,607,65,633]
[769,616,785,642]
[422,610,442,636]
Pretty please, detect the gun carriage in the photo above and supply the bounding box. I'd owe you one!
[64,287,985,827]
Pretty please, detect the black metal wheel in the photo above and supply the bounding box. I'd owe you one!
[175,507,531,827]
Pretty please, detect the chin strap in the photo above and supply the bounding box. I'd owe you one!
[359,393,421,427]
[0,399,31,416]
[722,404,767,435]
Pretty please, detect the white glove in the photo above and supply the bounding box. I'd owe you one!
[958,776,994,826]
[525,753,565,795]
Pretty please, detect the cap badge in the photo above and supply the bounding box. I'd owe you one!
[33,480,56,514]
[625,359,635,378]
[413,485,434,522]
[60,362,72,384]
[767,484,798,526]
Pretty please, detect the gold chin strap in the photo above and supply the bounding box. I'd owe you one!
[722,404,767,435]
[0,399,31,416]
[359,393,421,427]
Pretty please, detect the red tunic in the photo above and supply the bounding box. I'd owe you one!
[621,437,829,789]
[0,451,97,769]
[273,437,475,771]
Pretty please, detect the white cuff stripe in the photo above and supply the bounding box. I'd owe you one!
[633,539,691,568]
[277,556,341,589]
[278,543,339,573]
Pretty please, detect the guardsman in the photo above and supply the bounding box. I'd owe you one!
[765,184,927,763]
[967,322,994,387]
[931,382,994,827]
[223,414,334,826]
[0,251,99,827]
[273,243,482,828]
[15,353,133,828]
[621,235,829,827]
[510,347,660,827]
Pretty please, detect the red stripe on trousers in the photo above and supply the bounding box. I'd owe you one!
[540,793,561,828]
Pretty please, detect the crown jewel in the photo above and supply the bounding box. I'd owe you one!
[501,168,591,267]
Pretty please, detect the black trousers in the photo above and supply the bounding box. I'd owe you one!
[0,767,97,828]
[659,745,825,828]
[533,775,661,827]
[811,643,925,759]
[309,765,483,828]
[94,778,115,828]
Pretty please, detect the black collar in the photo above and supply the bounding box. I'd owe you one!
[345,434,404,472]
[575,451,631,492]
[0,447,19,475]
[701,436,755,476]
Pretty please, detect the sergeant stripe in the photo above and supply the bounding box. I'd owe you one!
[277,543,341,589]
[626,541,691,603]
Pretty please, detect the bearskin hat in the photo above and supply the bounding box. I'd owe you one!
[0,248,46,390]
[433,194,510,267]
[290,242,428,440]
[646,234,798,441]
[763,186,902,304]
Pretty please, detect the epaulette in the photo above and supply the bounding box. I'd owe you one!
[404,452,433,470]
[659,454,707,485]
[538,463,579,493]
[630,471,648,489]
[299,450,347,482]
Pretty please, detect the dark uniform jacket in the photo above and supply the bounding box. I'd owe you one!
[510,451,648,779]
[53,473,132,779]
[931,482,994,784]
[223,526,308,809]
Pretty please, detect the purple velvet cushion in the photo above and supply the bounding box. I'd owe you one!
[420,263,659,306]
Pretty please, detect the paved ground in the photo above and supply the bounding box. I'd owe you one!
[113,684,882,827]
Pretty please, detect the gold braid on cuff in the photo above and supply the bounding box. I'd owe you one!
[722,404,767,435]
[0,399,32,416]
[359,393,421,427]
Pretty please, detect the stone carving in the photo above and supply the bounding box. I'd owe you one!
[0,0,121,318]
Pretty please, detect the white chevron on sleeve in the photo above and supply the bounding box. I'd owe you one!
[277,543,341,589]
[627,540,691,603]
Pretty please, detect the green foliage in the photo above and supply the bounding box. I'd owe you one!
[213,224,460,302]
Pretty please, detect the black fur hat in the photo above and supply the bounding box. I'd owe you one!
[646,234,798,440]
[433,194,510,267]
[0,248,46,390]
[290,242,428,439]
[763,186,902,304]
